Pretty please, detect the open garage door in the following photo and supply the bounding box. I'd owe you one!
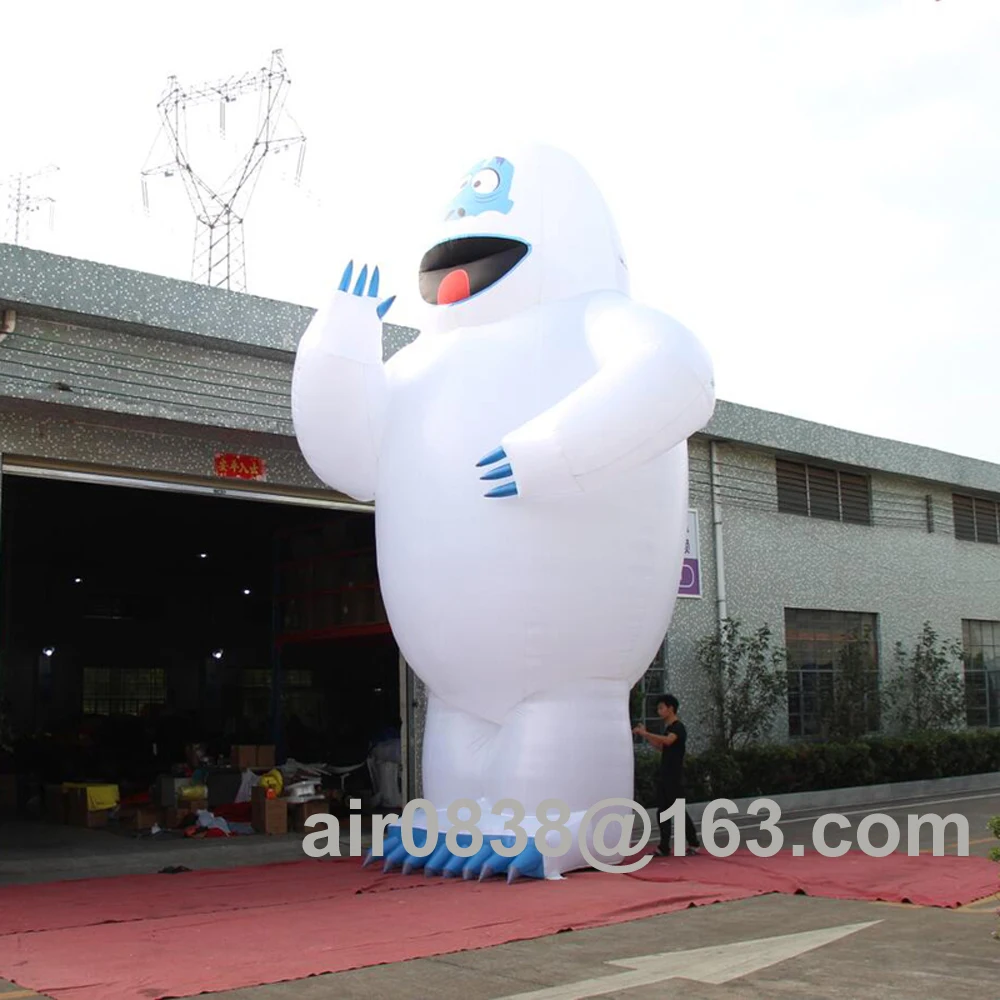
[0,459,408,837]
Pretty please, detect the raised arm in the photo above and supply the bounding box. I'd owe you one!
[477,292,715,498]
[291,262,396,502]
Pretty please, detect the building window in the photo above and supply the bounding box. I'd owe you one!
[82,666,166,716]
[953,494,1000,543]
[632,641,669,738]
[961,620,1000,728]
[785,609,880,738]
[776,460,871,525]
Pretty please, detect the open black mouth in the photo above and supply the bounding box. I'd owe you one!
[419,237,529,306]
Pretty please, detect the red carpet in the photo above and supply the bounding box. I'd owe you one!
[0,850,994,1000]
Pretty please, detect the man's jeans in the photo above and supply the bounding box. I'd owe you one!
[656,781,699,851]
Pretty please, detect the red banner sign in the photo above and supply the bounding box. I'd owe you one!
[214,453,267,481]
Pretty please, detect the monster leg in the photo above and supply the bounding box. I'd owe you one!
[372,692,499,875]
[468,678,637,881]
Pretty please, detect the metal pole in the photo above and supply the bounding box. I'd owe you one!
[709,440,728,630]
[269,529,284,759]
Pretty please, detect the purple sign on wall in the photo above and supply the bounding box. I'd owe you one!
[678,509,702,598]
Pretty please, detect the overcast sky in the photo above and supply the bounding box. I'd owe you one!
[2,1,998,463]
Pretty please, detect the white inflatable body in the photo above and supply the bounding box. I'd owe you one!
[291,144,715,880]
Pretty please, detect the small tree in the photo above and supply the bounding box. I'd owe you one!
[697,618,788,752]
[884,622,967,733]
[823,627,881,741]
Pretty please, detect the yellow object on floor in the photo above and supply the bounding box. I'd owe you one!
[259,769,284,794]
[61,783,120,811]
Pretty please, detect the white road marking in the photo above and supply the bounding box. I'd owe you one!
[492,920,882,999]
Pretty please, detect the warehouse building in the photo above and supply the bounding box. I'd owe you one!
[0,242,997,807]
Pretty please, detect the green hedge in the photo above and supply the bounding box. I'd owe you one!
[634,729,1000,806]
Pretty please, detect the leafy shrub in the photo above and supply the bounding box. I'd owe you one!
[696,619,788,752]
[633,728,1000,806]
[884,622,967,733]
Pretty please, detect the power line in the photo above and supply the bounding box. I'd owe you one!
[0,165,59,246]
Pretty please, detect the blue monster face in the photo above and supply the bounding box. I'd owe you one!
[420,154,527,307]
[443,156,515,221]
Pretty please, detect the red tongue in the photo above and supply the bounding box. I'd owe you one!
[437,268,471,305]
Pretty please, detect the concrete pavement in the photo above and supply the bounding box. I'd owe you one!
[184,892,1000,1000]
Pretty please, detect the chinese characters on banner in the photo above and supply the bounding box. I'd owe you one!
[678,508,701,598]
[214,453,267,481]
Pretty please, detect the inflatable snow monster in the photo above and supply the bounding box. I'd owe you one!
[291,143,716,881]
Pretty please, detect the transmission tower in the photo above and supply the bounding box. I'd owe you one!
[1,165,59,246]
[141,49,306,293]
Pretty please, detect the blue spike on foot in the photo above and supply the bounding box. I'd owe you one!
[353,264,369,296]
[368,833,401,868]
[460,840,500,880]
[442,850,472,878]
[480,851,515,881]
[506,841,546,883]
[421,838,456,876]
[382,841,411,872]
[364,827,545,883]
[376,295,396,320]
[369,266,380,297]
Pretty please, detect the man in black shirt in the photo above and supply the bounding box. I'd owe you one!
[633,693,700,856]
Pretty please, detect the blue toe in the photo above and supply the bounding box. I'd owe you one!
[368,827,545,883]
[461,840,500,880]
[507,840,546,882]
[480,850,514,880]
[442,851,471,878]
[422,838,455,876]
[383,841,410,872]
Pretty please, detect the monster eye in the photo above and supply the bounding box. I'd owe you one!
[471,168,500,194]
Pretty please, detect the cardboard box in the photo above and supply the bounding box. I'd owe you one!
[154,775,192,807]
[232,744,277,769]
[118,805,161,831]
[0,774,16,814]
[45,783,66,824]
[65,787,109,828]
[290,798,328,833]
[251,785,287,835]
[231,745,257,770]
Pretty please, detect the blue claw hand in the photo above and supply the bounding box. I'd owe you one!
[480,463,513,482]
[339,260,354,292]
[339,260,394,319]
[485,482,519,498]
[477,445,518,498]
[477,446,507,468]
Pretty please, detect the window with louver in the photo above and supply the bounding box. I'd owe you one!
[775,459,871,526]
[953,494,999,543]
